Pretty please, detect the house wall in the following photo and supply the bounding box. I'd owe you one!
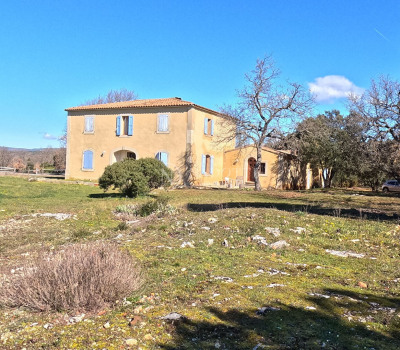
[189,108,235,186]
[222,147,281,188]
[66,107,189,181]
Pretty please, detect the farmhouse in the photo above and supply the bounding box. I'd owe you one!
[65,97,312,188]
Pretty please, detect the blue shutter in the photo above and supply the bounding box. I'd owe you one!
[116,116,121,136]
[83,150,93,169]
[204,118,208,134]
[161,152,168,166]
[155,152,161,161]
[158,114,168,132]
[201,154,206,175]
[210,120,214,136]
[85,116,94,133]
[128,115,133,136]
[210,156,214,175]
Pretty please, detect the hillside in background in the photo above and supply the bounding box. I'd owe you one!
[0,146,65,170]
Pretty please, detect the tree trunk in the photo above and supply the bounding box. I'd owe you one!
[254,145,262,191]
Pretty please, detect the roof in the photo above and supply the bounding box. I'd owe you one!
[224,144,293,156]
[65,97,220,115]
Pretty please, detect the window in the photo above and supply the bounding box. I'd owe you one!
[84,116,94,133]
[204,118,214,136]
[82,150,93,170]
[155,151,168,166]
[157,114,169,132]
[260,162,266,175]
[201,154,214,175]
[127,152,136,159]
[116,115,133,136]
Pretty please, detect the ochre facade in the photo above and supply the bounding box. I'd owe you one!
[65,98,311,189]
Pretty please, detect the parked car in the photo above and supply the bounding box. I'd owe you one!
[382,180,400,193]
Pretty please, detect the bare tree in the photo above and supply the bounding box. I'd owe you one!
[82,88,138,106]
[220,56,313,191]
[349,76,400,142]
[0,147,13,167]
[11,157,26,172]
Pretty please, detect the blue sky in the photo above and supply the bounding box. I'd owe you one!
[0,0,399,148]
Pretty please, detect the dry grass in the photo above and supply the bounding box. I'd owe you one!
[0,241,142,312]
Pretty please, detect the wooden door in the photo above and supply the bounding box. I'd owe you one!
[248,157,256,182]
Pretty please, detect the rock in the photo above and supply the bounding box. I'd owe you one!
[207,238,214,246]
[358,281,368,288]
[126,338,138,346]
[266,283,286,288]
[265,227,280,237]
[201,226,211,231]
[143,334,153,340]
[215,341,221,348]
[222,239,229,247]
[305,306,316,310]
[69,313,85,324]
[270,240,289,250]
[214,276,233,282]
[252,235,268,246]
[159,312,186,321]
[208,218,218,224]
[325,249,365,258]
[256,306,280,315]
[290,227,306,234]
[181,241,195,248]
[103,321,111,328]
[181,267,187,272]
[43,323,53,329]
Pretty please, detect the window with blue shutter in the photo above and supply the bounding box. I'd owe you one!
[204,118,208,134]
[204,118,214,136]
[83,150,93,170]
[201,154,206,174]
[210,155,214,174]
[116,116,121,136]
[84,116,94,133]
[210,120,214,136]
[156,152,168,166]
[128,115,133,136]
[158,114,169,132]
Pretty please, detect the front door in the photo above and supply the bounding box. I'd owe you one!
[248,157,256,182]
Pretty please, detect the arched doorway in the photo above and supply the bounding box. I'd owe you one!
[247,157,256,182]
[112,149,137,163]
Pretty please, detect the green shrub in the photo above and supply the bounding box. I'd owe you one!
[99,158,173,198]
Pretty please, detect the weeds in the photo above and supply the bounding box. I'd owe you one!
[0,241,142,312]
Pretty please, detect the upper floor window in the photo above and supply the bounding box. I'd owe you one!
[116,115,133,136]
[82,150,94,170]
[201,154,214,175]
[155,151,168,166]
[157,114,169,133]
[260,162,266,175]
[204,118,214,136]
[84,116,94,133]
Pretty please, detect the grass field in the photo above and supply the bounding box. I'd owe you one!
[0,177,399,349]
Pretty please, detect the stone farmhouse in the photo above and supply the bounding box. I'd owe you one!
[65,97,313,189]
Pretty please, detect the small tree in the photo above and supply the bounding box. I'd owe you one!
[99,158,173,198]
[220,55,313,191]
[10,157,26,172]
[82,88,138,106]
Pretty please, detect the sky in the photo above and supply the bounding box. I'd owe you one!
[0,0,399,149]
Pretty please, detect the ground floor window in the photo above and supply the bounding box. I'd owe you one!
[155,151,168,166]
[82,150,93,170]
[201,154,214,175]
[260,162,266,175]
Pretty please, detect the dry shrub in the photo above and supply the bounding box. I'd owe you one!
[0,241,142,312]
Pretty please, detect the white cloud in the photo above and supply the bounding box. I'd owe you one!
[43,133,58,140]
[308,75,364,103]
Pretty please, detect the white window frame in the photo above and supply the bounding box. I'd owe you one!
[157,113,170,133]
[84,115,95,134]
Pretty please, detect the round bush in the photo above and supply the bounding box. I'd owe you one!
[99,158,173,197]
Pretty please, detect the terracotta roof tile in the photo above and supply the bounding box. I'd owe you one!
[65,97,219,115]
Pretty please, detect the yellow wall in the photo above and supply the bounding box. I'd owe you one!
[66,107,189,181]
[222,147,281,188]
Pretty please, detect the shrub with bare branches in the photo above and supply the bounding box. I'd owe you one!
[0,241,142,312]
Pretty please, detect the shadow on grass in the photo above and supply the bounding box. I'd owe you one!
[159,289,400,349]
[89,193,125,198]
[187,202,400,221]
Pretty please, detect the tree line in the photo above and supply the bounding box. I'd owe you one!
[222,56,400,191]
